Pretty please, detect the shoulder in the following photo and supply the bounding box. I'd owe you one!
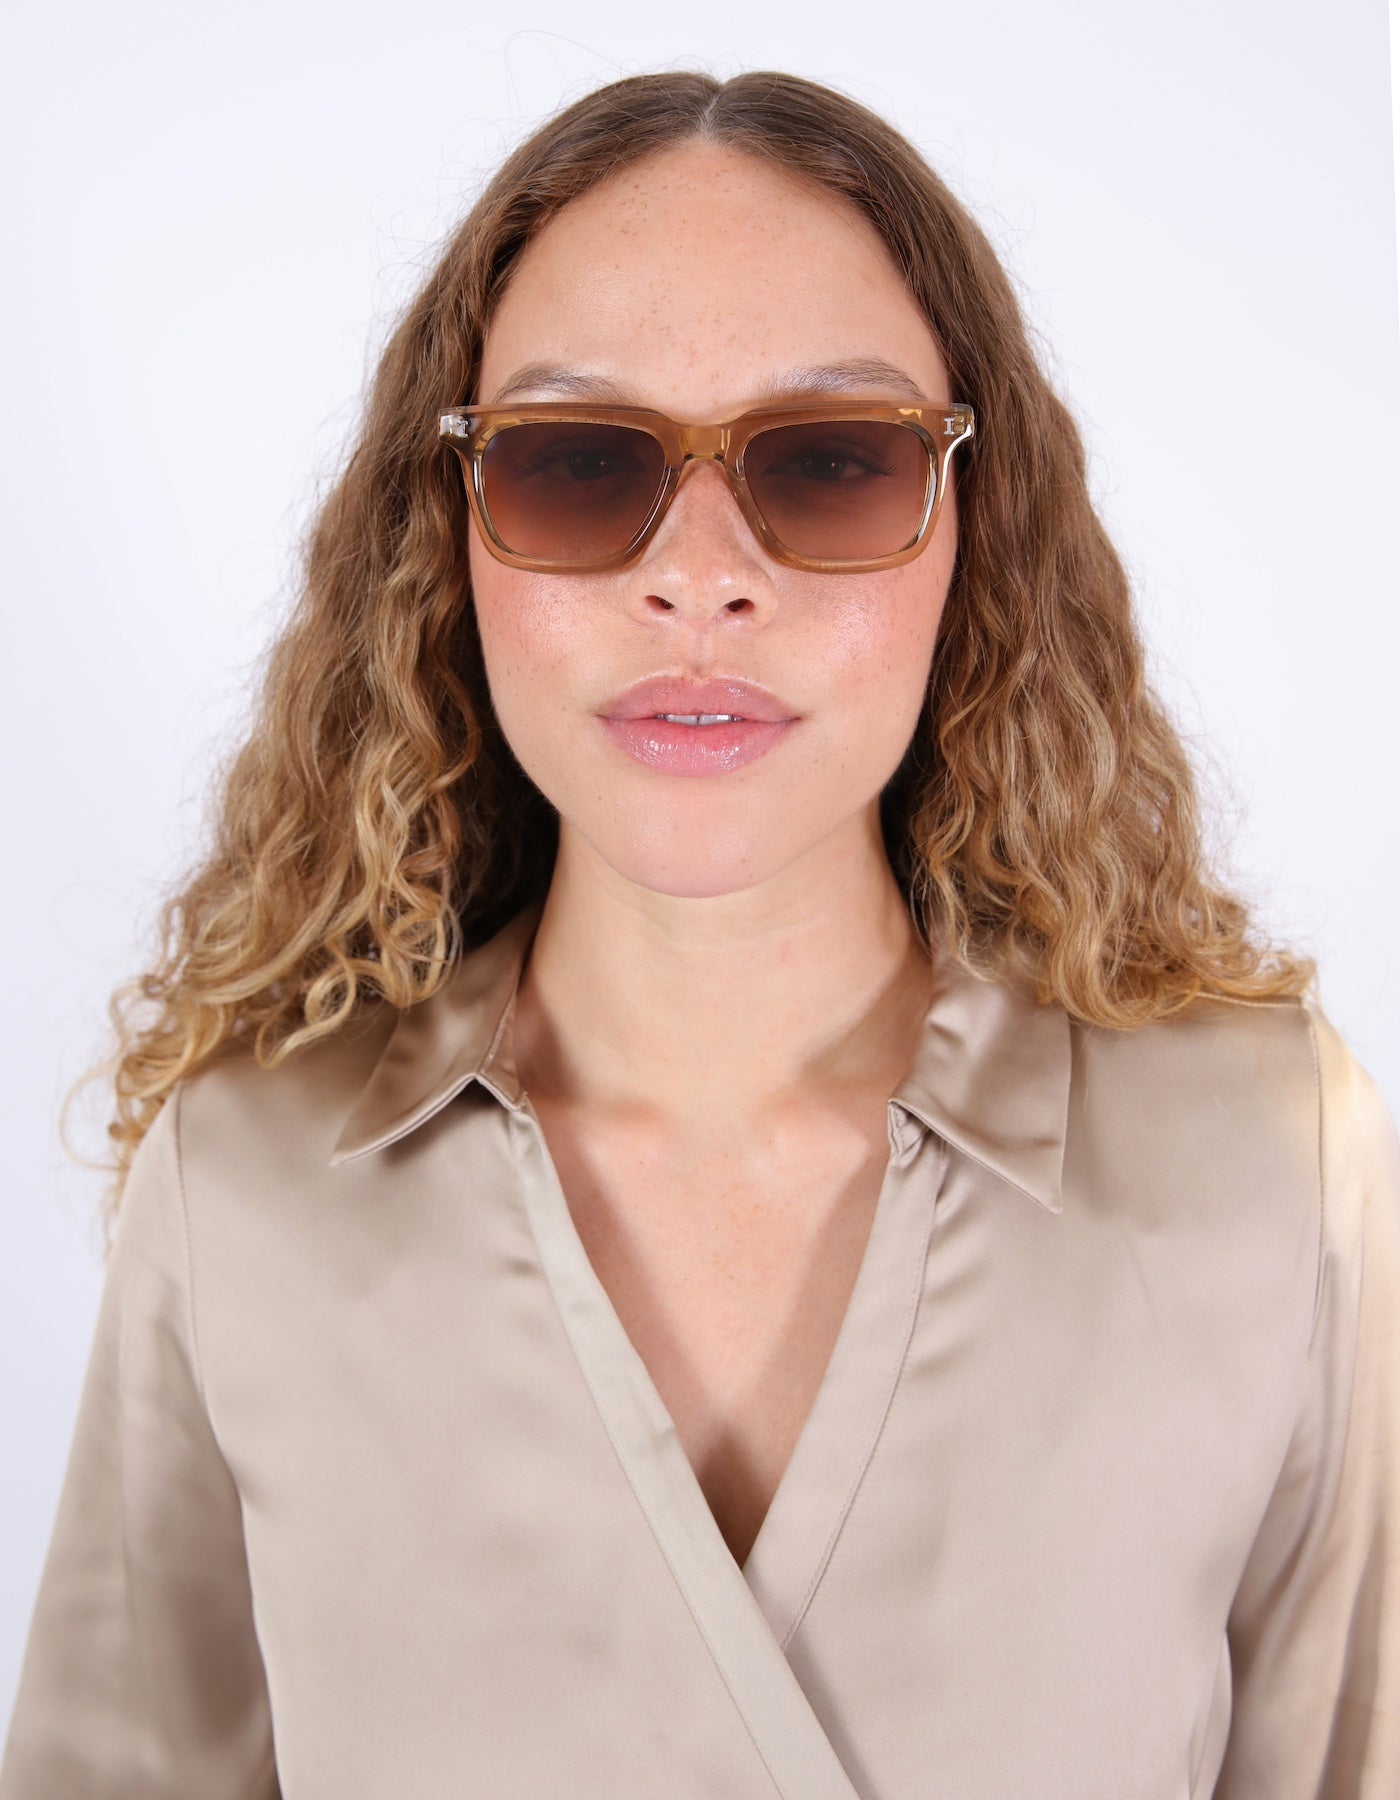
[1300,996,1399,1180]
[170,1001,400,1185]
[1098,988,1400,1203]
[1297,997,1400,1312]
[1062,991,1321,1272]
[1070,987,1320,1162]
[152,907,540,1220]
[1068,987,1399,1306]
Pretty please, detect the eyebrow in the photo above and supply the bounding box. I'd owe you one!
[483,356,930,408]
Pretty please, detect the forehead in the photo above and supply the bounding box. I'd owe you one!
[476,142,948,416]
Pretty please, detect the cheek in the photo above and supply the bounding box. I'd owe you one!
[468,552,592,755]
[467,570,615,865]
[822,566,947,746]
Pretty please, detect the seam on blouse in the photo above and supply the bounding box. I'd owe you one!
[1302,1004,1327,1353]
[780,1133,950,1651]
[171,1080,211,1413]
[1187,1629,1231,1798]
[1189,991,1305,1013]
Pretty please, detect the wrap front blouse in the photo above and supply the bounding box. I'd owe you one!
[3,895,1399,1797]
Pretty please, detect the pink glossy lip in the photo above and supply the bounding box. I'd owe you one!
[596,675,800,778]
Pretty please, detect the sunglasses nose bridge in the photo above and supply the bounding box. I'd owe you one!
[664,423,755,533]
[667,420,742,509]
[647,425,764,556]
[674,420,729,462]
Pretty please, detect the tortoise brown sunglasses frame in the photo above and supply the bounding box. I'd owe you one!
[437,399,976,574]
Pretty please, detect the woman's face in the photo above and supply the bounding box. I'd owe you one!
[469,140,960,905]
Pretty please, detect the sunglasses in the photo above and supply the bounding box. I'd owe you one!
[438,399,975,574]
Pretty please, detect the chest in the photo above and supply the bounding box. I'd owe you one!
[526,1095,893,1570]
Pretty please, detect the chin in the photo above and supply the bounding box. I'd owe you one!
[576,824,798,904]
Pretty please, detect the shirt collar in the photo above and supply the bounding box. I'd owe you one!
[328,896,1071,1214]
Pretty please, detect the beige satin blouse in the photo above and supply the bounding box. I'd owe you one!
[4,896,1399,1798]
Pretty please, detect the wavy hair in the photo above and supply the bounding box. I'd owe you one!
[69,67,1316,1248]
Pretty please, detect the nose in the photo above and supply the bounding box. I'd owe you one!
[629,454,776,619]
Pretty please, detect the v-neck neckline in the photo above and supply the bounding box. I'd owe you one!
[740,1118,945,1634]
[508,1087,944,1648]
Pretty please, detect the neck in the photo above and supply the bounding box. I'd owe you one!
[510,812,936,1143]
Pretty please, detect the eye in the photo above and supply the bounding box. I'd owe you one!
[753,433,899,483]
[515,433,654,483]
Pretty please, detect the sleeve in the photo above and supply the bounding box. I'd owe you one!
[1213,1002,1400,1799]
[0,1083,281,1798]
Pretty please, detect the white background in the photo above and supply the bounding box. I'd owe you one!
[2,0,1397,1722]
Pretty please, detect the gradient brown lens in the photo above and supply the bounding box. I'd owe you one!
[741,420,932,559]
[479,422,667,561]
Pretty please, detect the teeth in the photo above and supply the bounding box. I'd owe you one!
[657,713,743,725]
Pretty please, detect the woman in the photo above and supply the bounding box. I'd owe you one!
[3,68,1397,1800]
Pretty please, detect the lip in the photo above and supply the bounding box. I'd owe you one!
[597,674,797,724]
[596,674,801,779]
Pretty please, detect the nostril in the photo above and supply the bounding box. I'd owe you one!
[642,593,752,615]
